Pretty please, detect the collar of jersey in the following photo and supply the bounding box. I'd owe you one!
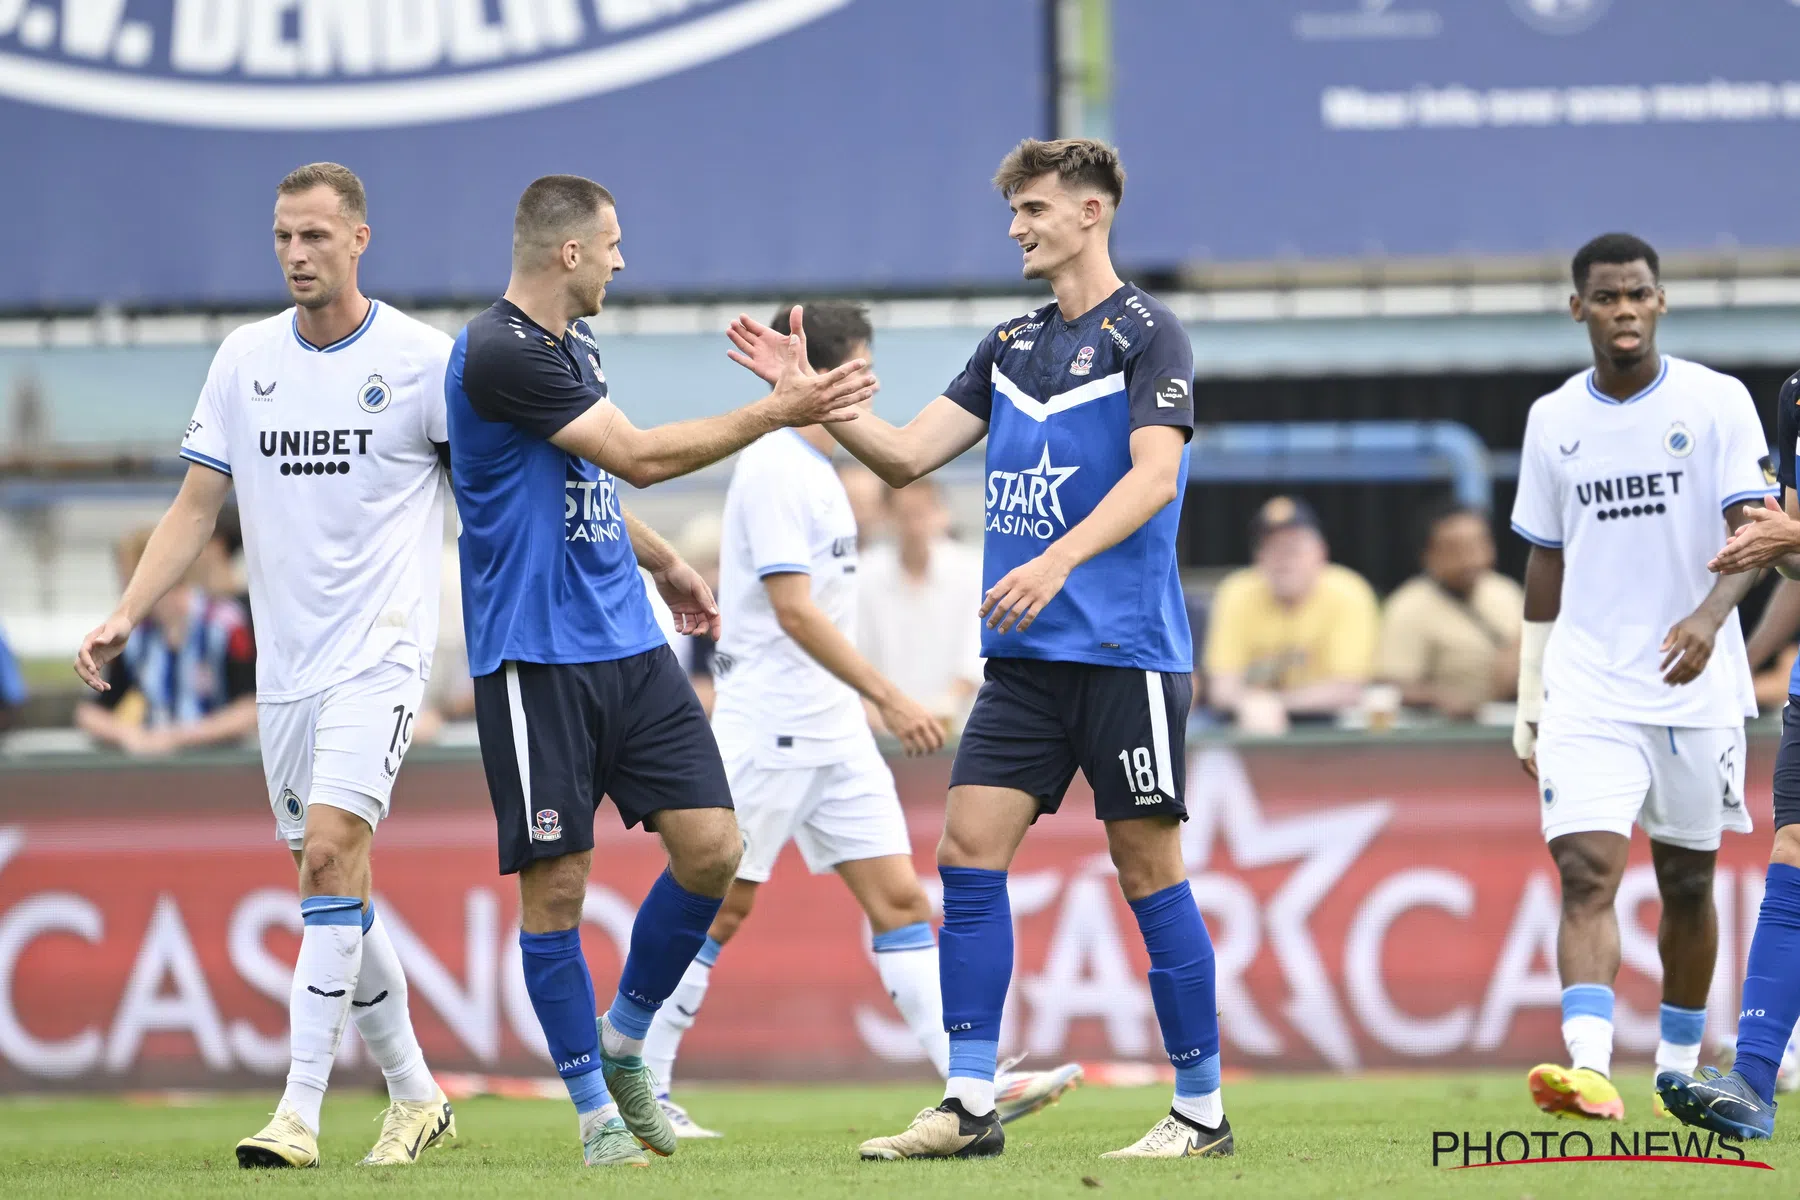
[292,299,379,353]
[782,427,833,464]
[1584,355,1667,406]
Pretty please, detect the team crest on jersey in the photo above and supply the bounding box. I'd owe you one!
[1663,422,1695,458]
[357,373,393,414]
[532,809,563,842]
[1541,780,1556,808]
[1069,346,1096,377]
[281,788,304,820]
[587,353,605,384]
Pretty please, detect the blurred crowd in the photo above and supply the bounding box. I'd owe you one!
[12,469,1800,756]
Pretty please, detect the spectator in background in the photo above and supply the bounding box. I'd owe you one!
[0,626,25,732]
[196,503,251,614]
[839,461,890,549]
[1377,502,1523,720]
[859,477,984,732]
[1205,496,1379,735]
[75,527,257,755]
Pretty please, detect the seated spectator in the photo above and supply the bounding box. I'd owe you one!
[1205,496,1379,734]
[1377,502,1523,720]
[0,626,25,733]
[74,529,256,756]
[859,477,984,732]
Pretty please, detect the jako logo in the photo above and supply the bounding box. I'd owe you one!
[0,0,850,130]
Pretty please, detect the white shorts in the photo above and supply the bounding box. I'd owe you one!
[1536,715,1750,851]
[728,740,911,882]
[259,661,425,848]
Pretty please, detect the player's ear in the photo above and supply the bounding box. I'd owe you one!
[1655,285,1668,314]
[352,222,370,256]
[1567,292,1583,323]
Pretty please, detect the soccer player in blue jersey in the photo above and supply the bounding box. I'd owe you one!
[447,175,875,1168]
[727,138,1223,1161]
[1657,366,1800,1140]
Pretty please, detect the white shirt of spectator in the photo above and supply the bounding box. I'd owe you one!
[179,303,452,703]
[858,536,984,719]
[713,430,867,760]
[1511,355,1773,726]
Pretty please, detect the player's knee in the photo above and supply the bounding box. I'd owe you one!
[1555,861,1614,912]
[1657,862,1715,915]
[297,835,362,895]
[937,822,999,870]
[518,854,589,932]
[868,883,933,932]
[670,831,740,898]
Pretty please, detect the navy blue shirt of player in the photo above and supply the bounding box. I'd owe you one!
[943,284,1195,672]
[1774,367,1800,695]
[447,299,662,677]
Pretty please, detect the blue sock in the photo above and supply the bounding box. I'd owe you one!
[360,902,375,935]
[519,928,610,1114]
[695,935,723,968]
[1128,882,1221,1097]
[1562,983,1613,1023]
[1735,862,1800,1103]
[939,866,1011,1083]
[1659,1002,1705,1047]
[606,871,723,1046]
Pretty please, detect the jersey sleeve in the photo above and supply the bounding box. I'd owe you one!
[1778,373,1800,495]
[179,345,234,477]
[1509,403,1563,548]
[941,329,1001,421]
[741,453,815,577]
[462,331,599,440]
[1718,377,1778,512]
[1125,320,1196,437]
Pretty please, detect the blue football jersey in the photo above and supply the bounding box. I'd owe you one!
[1777,367,1800,697]
[944,285,1195,672]
[447,299,663,677]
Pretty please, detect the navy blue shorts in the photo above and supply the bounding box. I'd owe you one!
[473,645,732,874]
[949,657,1191,822]
[1775,698,1800,831]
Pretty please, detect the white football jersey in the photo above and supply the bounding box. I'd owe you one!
[1511,356,1775,726]
[712,430,867,762]
[179,302,453,703]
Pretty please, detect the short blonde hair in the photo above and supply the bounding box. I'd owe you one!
[277,162,368,224]
[993,138,1125,206]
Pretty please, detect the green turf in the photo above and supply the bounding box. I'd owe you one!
[0,1071,1788,1198]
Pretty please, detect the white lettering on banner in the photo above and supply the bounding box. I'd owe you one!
[0,894,105,1078]
[1183,747,1390,1070]
[0,0,851,129]
[381,889,500,1063]
[225,888,299,1072]
[106,894,232,1071]
[1343,868,1474,1057]
[1473,872,1562,1051]
[1022,873,1155,1056]
[1613,866,1665,1050]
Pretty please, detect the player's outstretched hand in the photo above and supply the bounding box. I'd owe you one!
[74,613,133,692]
[981,550,1073,635]
[765,318,875,428]
[1709,497,1800,575]
[1660,613,1719,685]
[725,307,800,386]
[651,559,722,640]
[875,690,946,757]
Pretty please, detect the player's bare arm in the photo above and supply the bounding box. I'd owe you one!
[1711,493,1800,579]
[726,308,986,486]
[625,508,721,639]
[982,424,1185,635]
[74,463,232,691]
[550,344,873,489]
[761,572,944,757]
[1663,503,1766,685]
[1514,544,1564,779]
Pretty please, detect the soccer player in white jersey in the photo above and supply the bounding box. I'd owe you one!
[643,304,1082,1137]
[75,164,455,1168]
[1511,233,1775,1122]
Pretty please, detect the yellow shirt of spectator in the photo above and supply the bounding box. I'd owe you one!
[1204,564,1380,690]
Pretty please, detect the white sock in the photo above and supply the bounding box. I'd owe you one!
[281,917,363,1134]
[944,1076,995,1117]
[644,957,713,1096]
[579,1101,622,1142]
[351,911,437,1102]
[1656,1038,1702,1077]
[599,1013,644,1060]
[1172,1090,1224,1129]
[1563,1015,1614,1077]
[875,945,950,1078]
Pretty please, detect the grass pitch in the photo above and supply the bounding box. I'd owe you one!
[0,1070,1790,1199]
